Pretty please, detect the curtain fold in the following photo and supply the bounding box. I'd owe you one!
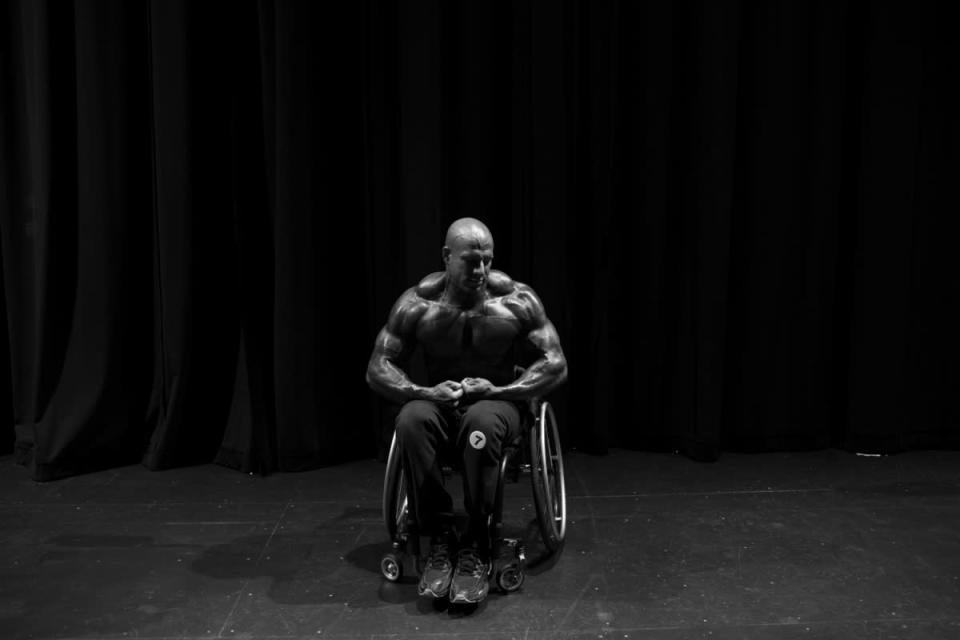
[1,0,957,481]
[144,0,242,471]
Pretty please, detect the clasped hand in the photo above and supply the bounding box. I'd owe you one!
[429,377,497,406]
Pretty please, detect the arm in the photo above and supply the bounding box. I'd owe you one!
[497,318,567,400]
[365,289,463,406]
[462,284,568,401]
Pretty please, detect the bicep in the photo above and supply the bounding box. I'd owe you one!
[372,326,410,364]
[526,320,564,361]
[516,285,564,361]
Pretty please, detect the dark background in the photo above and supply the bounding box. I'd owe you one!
[1,0,957,482]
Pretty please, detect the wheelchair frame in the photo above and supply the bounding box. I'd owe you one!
[379,399,567,593]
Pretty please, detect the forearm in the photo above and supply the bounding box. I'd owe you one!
[493,356,567,401]
[366,359,428,404]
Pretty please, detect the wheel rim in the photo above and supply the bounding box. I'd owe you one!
[383,432,400,536]
[383,432,409,539]
[531,401,567,550]
[543,402,567,542]
[381,557,401,581]
[537,404,552,526]
[499,566,524,591]
[395,475,407,529]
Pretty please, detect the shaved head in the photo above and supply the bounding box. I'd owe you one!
[444,217,494,251]
[442,218,495,302]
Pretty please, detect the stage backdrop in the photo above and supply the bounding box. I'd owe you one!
[1,1,957,481]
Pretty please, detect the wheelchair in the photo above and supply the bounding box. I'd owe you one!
[379,398,567,594]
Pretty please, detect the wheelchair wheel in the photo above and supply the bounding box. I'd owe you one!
[382,431,408,540]
[496,562,525,592]
[529,401,567,553]
[380,551,404,582]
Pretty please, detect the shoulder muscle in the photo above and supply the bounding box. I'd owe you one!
[386,287,429,338]
[415,272,445,298]
[488,270,515,295]
[505,281,547,327]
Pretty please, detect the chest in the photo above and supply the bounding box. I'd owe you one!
[416,301,522,359]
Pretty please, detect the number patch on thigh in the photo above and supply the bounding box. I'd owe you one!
[469,430,487,450]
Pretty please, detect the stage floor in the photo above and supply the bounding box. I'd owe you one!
[2,448,959,639]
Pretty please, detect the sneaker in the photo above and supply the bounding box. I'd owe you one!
[418,540,454,598]
[449,547,490,604]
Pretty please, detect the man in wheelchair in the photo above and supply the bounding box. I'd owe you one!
[366,217,567,604]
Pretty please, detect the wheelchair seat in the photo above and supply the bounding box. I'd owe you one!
[379,397,567,593]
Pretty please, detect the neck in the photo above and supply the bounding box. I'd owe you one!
[442,281,484,309]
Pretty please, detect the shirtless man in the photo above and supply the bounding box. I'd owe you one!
[366,218,567,604]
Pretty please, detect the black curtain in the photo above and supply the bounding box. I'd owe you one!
[1,0,957,481]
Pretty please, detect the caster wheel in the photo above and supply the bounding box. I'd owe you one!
[381,552,404,582]
[496,562,525,593]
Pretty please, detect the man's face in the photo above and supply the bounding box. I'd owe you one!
[444,235,494,295]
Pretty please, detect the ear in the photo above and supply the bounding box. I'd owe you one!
[441,246,451,264]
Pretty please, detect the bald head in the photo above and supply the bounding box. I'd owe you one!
[444,217,494,251]
[442,218,495,301]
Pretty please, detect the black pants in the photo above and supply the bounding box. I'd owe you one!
[395,399,522,548]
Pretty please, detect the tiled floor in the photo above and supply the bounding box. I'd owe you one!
[2,448,959,639]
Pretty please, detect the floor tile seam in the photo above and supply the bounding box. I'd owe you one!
[9,496,951,506]
[564,504,960,515]
[0,522,386,538]
[365,636,513,639]
[27,624,960,640]
[26,637,312,640]
[589,615,960,632]
[377,617,960,638]
[568,490,835,499]
[9,490,954,505]
[254,501,292,566]
[24,637,369,640]
[215,501,292,638]
[0,501,308,507]
[213,581,253,638]
[566,492,960,504]
[0,517,290,525]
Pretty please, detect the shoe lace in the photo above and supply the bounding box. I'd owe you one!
[426,543,450,570]
[457,549,486,577]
